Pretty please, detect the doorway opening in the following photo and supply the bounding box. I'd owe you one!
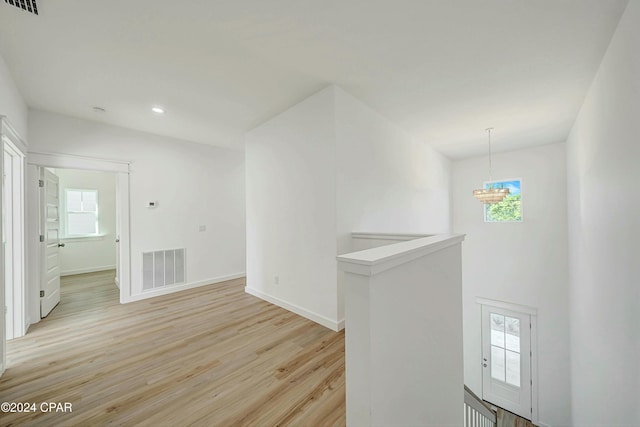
[2,150,130,378]
[26,152,131,324]
[38,167,119,318]
[478,298,538,423]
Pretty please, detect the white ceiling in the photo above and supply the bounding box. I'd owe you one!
[0,0,629,158]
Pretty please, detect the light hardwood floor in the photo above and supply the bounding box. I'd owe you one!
[495,406,537,427]
[0,271,346,426]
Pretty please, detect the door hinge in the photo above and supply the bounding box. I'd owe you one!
[40,235,45,242]
[38,179,45,188]
[40,290,45,297]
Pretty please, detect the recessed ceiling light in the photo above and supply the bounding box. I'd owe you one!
[151,106,165,114]
[92,106,106,113]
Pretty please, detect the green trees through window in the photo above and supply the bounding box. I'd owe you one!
[485,180,522,222]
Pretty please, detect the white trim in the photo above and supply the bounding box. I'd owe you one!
[531,314,539,426]
[245,287,343,332]
[27,151,130,173]
[61,265,116,277]
[61,235,106,242]
[0,116,28,154]
[337,234,465,276]
[476,297,538,316]
[0,130,4,376]
[1,117,27,354]
[3,142,27,339]
[123,272,245,303]
[351,232,432,241]
[116,172,131,302]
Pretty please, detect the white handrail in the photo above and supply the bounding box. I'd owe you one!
[464,385,496,427]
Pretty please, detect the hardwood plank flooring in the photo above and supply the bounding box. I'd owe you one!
[495,406,537,427]
[0,271,345,426]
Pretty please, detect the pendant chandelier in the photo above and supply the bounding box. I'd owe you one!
[472,128,510,204]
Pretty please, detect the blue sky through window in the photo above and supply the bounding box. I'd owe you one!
[485,180,521,195]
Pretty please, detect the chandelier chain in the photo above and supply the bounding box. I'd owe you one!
[486,127,494,184]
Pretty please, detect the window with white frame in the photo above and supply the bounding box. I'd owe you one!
[484,179,522,222]
[65,189,99,236]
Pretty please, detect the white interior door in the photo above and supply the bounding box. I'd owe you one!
[40,168,62,318]
[482,304,532,420]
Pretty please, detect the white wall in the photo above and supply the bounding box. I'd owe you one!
[335,87,451,321]
[340,236,464,426]
[0,52,27,374]
[56,168,117,276]
[246,85,452,330]
[0,54,27,139]
[245,87,339,329]
[452,143,570,426]
[566,0,640,424]
[27,110,246,309]
[335,87,451,254]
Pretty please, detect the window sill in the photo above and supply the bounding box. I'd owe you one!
[61,235,106,243]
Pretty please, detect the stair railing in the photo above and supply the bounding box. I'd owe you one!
[464,385,497,427]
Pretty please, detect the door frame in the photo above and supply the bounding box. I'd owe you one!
[3,133,26,339]
[1,118,27,379]
[27,152,131,315]
[477,297,539,425]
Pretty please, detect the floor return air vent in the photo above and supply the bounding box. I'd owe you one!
[142,249,186,291]
[4,0,38,15]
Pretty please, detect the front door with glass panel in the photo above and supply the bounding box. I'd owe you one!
[482,304,531,419]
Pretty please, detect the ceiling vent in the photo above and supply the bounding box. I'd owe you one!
[4,0,38,15]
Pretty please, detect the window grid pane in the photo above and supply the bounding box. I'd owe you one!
[490,313,505,348]
[505,316,520,352]
[506,350,521,387]
[484,179,522,222]
[67,212,97,235]
[489,312,522,389]
[66,189,99,236]
[491,345,505,382]
[66,190,82,211]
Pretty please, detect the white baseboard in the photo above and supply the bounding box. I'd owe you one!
[122,272,245,303]
[244,287,343,332]
[61,265,116,276]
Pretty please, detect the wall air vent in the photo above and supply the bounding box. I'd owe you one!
[142,248,186,291]
[5,0,38,15]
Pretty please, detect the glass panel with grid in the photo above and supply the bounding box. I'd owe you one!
[65,189,99,236]
[490,313,521,387]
